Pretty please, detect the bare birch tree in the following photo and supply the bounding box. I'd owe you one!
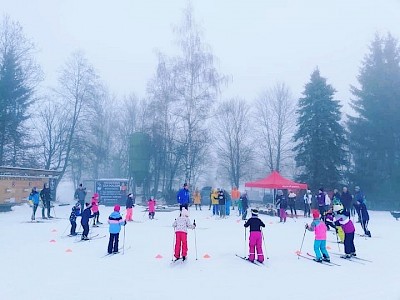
[254,82,296,173]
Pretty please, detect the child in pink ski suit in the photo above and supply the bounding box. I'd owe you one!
[172,208,195,261]
[91,193,101,226]
[306,210,330,262]
[148,197,156,220]
[244,209,265,263]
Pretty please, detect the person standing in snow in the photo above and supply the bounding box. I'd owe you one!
[40,183,53,219]
[306,210,330,263]
[125,193,135,222]
[288,190,297,218]
[211,189,219,216]
[69,202,81,236]
[317,188,326,219]
[353,186,365,223]
[107,205,126,254]
[74,183,87,212]
[148,196,156,220]
[225,190,231,216]
[355,197,371,237]
[244,209,265,263]
[172,208,196,261]
[193,189,201,210]
[177,183,190,211]
[231,187,240,211]
[91,193,102,226]
[303,190,312,218]
[81,202,94,240]
[29,187,40,221]
[275,190,287,223]
[333,203,356,259]
[340,186,353,212]
[241,192,249,220]
[218,189,226,218]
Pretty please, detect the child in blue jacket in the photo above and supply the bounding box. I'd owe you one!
[69,203,81,236]
[29,187,40,221]
[107,205,126,254]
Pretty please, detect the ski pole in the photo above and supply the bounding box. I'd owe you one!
[194,219,198,260]
[61,221,70,237]
[122,222,126,255]
[244,227,247,258]
[298,227,307,259]
[261,229,269,260]
[172,221,176,261]
[334,227,341,252]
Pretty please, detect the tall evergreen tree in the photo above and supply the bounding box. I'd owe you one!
[294,69,347,190]
[349,34,400,208]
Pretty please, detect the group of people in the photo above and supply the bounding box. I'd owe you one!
[28,183,53,221]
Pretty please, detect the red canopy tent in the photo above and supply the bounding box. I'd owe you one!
[245,171,308,190]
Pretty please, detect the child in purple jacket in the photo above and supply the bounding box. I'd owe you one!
[333,203,356,258]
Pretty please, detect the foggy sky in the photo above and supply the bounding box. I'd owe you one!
[2,0,400,112]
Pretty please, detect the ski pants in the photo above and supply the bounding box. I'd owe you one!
[93,212,100,225]
[225,200,231,215]
[149,212,155,219]
[361,219,371,236]
[70,220,77,235]
[314,240,329,260]
[108,233,119,253]
[318,206,325,221]
[289,202,297,216]
[179,204,188,211]
[219,204,226,217]
[174,231,188,259]
[194,204,201,210]
[344,232,356,254]
[126,208,133,221]
[82,223,90,238]
[32,204,38,220]
[212,204,219,216]
[242,208,248,220]
[304,203,311,217]
[279,208,287,222]
[248,231,264,262]
[42,200,51,218]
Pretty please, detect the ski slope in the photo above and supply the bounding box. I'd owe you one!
[0,204,399,300]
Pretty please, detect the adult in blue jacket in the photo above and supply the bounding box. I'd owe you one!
[177,183,190,211]
[29,187,40,221]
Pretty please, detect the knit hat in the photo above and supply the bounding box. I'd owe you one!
[181,208,189,217]
[312,210,320,219]
[93,193,99,199]
[114,205,121,212]
[251,209,259,216]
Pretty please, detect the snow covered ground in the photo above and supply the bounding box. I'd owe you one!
[1,204,399,300]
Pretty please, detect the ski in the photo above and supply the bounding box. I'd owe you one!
[296,254,333,266]
[306,253,340,266]
[330,252,372,263]
[61,233,82,239]
[74,234,106,242]
[235,254,261,266]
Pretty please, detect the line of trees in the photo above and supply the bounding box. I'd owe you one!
[1,9,399,209]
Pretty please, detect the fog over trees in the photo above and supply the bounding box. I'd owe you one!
[0,4,399,209]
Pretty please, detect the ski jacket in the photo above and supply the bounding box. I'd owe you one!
[69,206,81,222]
[193,192,201,204]
[177,188,190,205]
[276,195,287,209]
[29,191,40,205]
[332,192,341,204]
[148,199,156,213]
[91,198,99,213]
[334,210,355,234]
[308,219,327,240]
[317,192,325,207]
[74,188,87,202]
[211,191,219,205]
[340,191,353,211]
[218,191,226,205]
[108,211,126,234]
[241,195,249,210]
[126,196,135,209]
[288,192,297,205]
[40,187,52,202]
[231,188,240,200]
[244,217,265,232]
[354,191,365,204]
[303,194,312,204]
[81,206,94,225]
[173,216,195,233]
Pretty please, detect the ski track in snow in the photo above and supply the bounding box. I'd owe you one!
[0,205,399,300]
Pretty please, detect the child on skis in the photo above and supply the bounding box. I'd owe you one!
[172,208,195,261]
[81,202,94,240]
[91,193,102,226]
[306,210,330,263]
[107,205,126,254]
[244,209,265,263]
[126,193,135,222]
[69,202,81,236]
[148,196,156,220]
[333,203,356,258]
[275,190,287,223]
[29,187,40,221]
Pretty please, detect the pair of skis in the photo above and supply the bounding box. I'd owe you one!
[297,253,340,266]
[330,252,372,264]
[74,234,106,242]
[235,254,265,267]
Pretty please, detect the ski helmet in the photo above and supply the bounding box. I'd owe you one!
[333,203,343,212]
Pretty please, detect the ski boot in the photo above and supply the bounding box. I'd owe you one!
[341,254,352,259]
[313,258,323,263]
[182,256,186,261]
